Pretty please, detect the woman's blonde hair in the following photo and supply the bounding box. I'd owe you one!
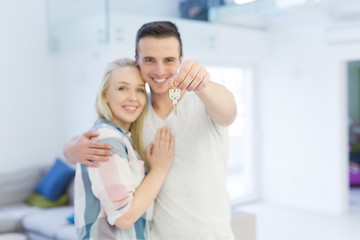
[95,58,148,163]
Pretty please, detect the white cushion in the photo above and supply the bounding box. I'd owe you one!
[0,233,27,240]
[55,224,77,240]
[22,206,74,238]
[27,232,53,240]
[0,203,39,232]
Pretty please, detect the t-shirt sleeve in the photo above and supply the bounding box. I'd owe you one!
[192,92,229,135]
[87,128,135,225]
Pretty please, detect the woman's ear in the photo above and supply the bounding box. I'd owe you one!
[102,91,108,103]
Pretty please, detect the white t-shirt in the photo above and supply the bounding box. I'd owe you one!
[143,92,234,240]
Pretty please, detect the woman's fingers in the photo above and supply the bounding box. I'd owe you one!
[165,128,171,149]
[145,144,153,160]
[170,135,174,151]
[154,127,173,150]
[155,127,162,148]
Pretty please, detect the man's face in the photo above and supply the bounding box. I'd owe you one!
[136,36,183,96]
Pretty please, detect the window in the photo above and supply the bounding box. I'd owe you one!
[207,66,257,205]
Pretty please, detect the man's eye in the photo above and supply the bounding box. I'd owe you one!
[145,59,153,63]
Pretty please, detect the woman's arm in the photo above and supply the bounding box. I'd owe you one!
[115,168,167,229]
[115,127,174,229]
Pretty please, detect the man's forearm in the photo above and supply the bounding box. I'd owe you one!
[63,137,78,165]
[196,81,237,126]
[62,130,111,167]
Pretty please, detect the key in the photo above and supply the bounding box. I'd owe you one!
[169,88,180,115]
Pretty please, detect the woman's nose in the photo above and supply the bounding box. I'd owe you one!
[127,90,137,101]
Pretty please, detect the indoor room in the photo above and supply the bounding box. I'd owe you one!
[0,0,359,240]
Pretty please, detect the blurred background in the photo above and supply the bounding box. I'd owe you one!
[1,0,360,239]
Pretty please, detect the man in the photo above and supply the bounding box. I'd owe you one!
[65,21,237,239]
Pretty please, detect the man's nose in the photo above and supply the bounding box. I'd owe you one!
[154,63,165,76]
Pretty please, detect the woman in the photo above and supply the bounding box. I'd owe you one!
[74,58,174,240]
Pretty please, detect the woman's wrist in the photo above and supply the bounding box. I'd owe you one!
[149,166,169,175]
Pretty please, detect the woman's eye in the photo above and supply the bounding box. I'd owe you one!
[138,89,145,93]
[118,87,125,91]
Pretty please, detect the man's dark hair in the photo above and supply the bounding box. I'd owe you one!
[135,21,183,58]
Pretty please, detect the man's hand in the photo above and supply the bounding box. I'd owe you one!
[173,59,237,126]
[63,130,113,167]
[173,59,210,93]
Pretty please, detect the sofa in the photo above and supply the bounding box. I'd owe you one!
[0,161,255,240]
[0,161,77,240]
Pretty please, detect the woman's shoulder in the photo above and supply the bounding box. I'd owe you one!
[93,120,130,158]
[92,119,126,141]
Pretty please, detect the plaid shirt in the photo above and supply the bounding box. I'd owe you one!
[75,119,152,240]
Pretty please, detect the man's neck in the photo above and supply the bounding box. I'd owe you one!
[151,89,186,119]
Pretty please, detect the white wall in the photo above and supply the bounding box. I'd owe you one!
[108,14,267,64]
[51,46,111,148]
[0,0,60,172]
[258,12,360,213]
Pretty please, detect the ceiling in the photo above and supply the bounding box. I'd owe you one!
[210,0,360,29]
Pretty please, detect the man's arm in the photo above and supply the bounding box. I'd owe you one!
[63,130,113,167]
[195,81,237,126]
[174,59,237,126]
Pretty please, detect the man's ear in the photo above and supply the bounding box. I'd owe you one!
[135,55,139,63]
[179,55,183,65]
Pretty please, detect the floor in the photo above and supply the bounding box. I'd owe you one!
[236,187,360,240]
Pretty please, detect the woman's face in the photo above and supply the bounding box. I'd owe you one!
[104,66,146,130]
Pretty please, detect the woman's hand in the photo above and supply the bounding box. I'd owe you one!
[145,127,174,173]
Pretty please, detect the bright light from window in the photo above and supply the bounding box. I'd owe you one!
[277,0,306,8]
[207,66,257,205]
[207,67,245,137]
[234,0,256,5]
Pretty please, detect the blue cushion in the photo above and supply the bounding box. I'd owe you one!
[67,212,74,224]
[35,158,75,201]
